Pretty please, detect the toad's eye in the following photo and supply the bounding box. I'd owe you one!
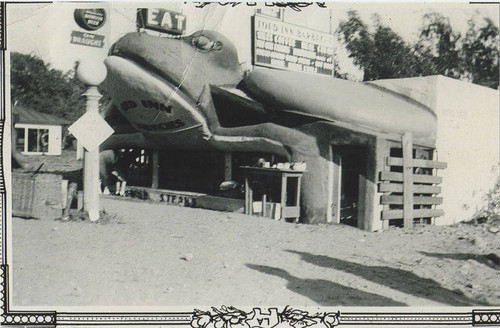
[191,35,222,52]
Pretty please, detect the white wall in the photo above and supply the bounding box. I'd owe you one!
[434,76,499,223]
[370,76,499,224]
[48,125,63,156]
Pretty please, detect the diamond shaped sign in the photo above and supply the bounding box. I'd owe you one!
[68,111,114,151]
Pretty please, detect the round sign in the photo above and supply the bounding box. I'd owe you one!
[74,9,106,31]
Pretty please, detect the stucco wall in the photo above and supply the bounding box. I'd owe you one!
[370,76,499,224]
[434,76,499,223]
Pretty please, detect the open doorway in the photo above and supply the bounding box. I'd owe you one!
[329,145,367,227]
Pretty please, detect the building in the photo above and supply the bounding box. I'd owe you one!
[13,105,70,156]
[370,76,500,225]
[93,5,499,230]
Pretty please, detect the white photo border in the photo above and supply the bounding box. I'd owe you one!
[0,1,499,326]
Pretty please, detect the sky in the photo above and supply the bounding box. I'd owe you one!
[5,1,499,80]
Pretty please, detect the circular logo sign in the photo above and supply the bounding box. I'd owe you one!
[74,9,106,31]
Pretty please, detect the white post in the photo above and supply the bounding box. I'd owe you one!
[82,86,102,222]
[77,60,108,222]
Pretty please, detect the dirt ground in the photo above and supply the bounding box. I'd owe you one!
[11,196,500,308]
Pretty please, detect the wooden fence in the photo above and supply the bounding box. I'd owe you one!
[378,133,447,228]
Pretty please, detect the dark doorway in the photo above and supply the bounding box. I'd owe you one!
[331,145,367,227]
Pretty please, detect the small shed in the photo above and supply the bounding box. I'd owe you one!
[13,105,71,156]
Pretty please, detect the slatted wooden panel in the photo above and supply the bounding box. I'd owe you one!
[12,174,36,217]
[378,133,446,228]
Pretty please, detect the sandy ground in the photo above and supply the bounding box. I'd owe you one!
[11,196,500,308]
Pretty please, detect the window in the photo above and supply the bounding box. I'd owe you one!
[16,127,49,153]
[15,128,25,152]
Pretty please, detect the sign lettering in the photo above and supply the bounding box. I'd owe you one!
[74,9,106,31]
[120,100,172,114]
[137,8,186,35]
[160,193,196,207]
[252,15,335,76]
[70,31,105,48]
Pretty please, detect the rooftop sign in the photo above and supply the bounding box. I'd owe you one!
[137,8,186,35]
[252,15,335,76]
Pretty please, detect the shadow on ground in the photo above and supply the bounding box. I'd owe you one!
[286,250,489,306]
[420,251,500,270]
[246,264,406,306]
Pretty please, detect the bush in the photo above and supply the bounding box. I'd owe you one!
[479,178,500,223]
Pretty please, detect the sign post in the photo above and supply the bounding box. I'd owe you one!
[69,60,111,222]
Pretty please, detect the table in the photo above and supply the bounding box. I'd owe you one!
[240,166,305,222]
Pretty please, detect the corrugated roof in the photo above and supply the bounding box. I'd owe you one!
[13,105,71,125]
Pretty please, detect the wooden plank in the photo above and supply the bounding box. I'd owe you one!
[380,171,442,184]
[386,157,447,169]
[402,133,414,228]
[282,206,300,218]
[378,183,441,194]
[151,150,159,189]
[382,209,445,220]
[381,195,443,205]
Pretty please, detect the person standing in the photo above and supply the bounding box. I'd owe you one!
[99,149,128,196]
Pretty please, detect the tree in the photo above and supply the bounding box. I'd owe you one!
[337,11,422,81]
[416,13,464,79]
[10,52,111,123]
[462,18,499,89]
[337,11,499,89]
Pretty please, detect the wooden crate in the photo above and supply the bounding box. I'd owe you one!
[12,173,63,220]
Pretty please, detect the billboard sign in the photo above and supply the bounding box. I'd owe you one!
[137,8,186,35]
[255,8,282,20]
[70,31,105,48]
[252,15,335,76]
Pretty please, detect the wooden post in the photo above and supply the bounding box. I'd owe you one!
[326,148,334,223]
[244,175,253,215]
[332,155,342,224]
[402,132,414,228]
[362,137,389,231]
[262,194,267,217]
[326,147,341,223]
[244,176,249,215]
[77,191,84,211]
[295,176,302,223]
[280,175,287,221]
[224,152,232,181]
[62,182,78,220]
[152,150,159,188]
[430,149,438,225]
